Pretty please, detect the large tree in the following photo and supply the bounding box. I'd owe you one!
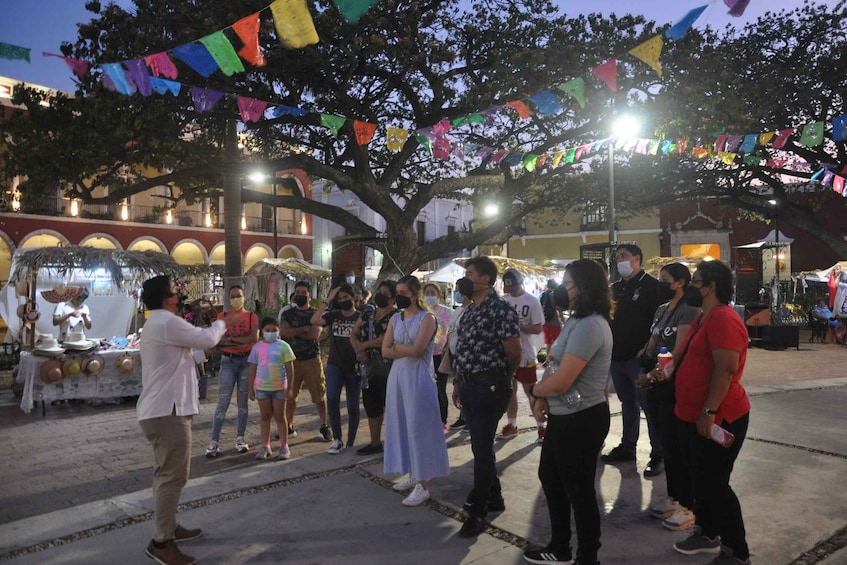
[1,0,687,278]
[609,1,847,258]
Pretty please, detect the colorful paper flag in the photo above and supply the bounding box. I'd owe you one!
[772,128,795,149]
[665,5,708,40]
[270,0,320,49]
[353,120,378,145]
[628,35,663,77]
[149,77,181,96]
[173,44,220,78]
[0,42,30,62]
[320,114,346,137]
[591,60,617,91]
[199,32,245,76]
[527,91,564,115]
[43,52,89,77]
[798,121,824,147]
[503,100,534,120]
[145,52,179,79]
[386,127,409,151]
[190,87,225,112]
[557,78,585,109]
[232,12,266,66]
[333,0,380,22]
[832,115,847,142]
[738,134,758,153]
[724,0,751,17]
[125,59,152,96]
[238,96,269,123]
[758,131,776,146]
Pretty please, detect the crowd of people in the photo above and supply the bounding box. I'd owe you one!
[135,249,752,565]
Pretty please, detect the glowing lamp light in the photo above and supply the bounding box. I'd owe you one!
[483,203,499,218]
[120,201,129,221]
[300,216,308,235]
[11,198,20,212]
[241,214,247,230]
[69,200,79,217]
[204,212,212,228]
[165,209,173,224]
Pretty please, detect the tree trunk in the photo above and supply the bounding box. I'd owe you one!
[223,118,243,305]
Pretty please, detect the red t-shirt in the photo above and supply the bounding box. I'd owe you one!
[674,305,751,424]
[216,310,258,354]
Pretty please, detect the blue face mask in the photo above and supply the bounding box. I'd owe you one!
[424,296,438,307]
[263,331,279,342]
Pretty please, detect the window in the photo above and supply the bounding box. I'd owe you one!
[447,224,456,237]
[582,202,607,230]
[416,220,426,246]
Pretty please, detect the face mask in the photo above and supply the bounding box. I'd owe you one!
[293,295,309,307]
[684,285,703,308]
[424,295,438,307]
[617,260,633,279]
[336,299,353,311]
[456,277,475,297]
[373,293,390,308]
[230,297,245,309]
[452,291,463,304]
[552,283,570,310]
[657,281,675,303]
[263,331,279,342]
[345,276,355,285]
[395,295,413,309]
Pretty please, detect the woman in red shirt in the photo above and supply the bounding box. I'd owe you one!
[671,260,751,565]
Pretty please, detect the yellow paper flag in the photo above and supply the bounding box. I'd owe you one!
[386,127,409,152]
[270,0,319,49]
[718,151,737,165]
[758,131,776,146]
[628,35,663,77]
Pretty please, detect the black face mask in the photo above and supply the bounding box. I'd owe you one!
[684,286,703,308]
[657,281,675,303]
[336,299,354,311]
[395,295,412,309]
[456,277,475,297]
[373,293,390,308]
[293,295,309,307]
[553,284,570,310]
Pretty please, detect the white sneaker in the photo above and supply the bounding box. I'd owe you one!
[255,445,272,460]
[662,505,696,531]
[328,439,344,454]
[277,444,291,460]
[649,496,678,519]
[235,437,249,453]
[392,476,416,491]
[402,483,430,506]
[205,440,220,458]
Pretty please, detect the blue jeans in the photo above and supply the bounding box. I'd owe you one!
[210,356,250,441]
[325,363,361,446]
[610,358,663,457]
[458,374,512,518]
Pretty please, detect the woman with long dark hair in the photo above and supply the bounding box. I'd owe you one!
[524,259,612,565]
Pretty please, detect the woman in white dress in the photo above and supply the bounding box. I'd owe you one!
[382,275,450,506]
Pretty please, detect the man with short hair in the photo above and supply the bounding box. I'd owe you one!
[498,268,546,443]
[280,281,331,441]
[602,244,663,476]
[451,256,521,537]
[539,278,562,348]
[138,275,229,565]
[52,287,92,341]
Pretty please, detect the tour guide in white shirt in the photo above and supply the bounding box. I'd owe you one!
[137,275,231,565]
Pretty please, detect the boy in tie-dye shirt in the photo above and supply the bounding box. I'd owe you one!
[248,317,296,460]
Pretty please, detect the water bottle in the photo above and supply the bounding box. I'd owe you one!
[657,347,674,379]
[359,360,370,390]
[710,423,735,448]
[545,358,581,409]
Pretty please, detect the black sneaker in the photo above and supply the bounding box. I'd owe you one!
[449,417,467,430]
[458,515,486,538]
[288,425,298,438]
[318,424,331,442]
[356,443,383,455]
[523,545,573,564]
[643,456,664,477]
[462,497,505,513]
[601,445,636,463]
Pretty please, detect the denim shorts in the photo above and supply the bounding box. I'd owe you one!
[255,389,286,401]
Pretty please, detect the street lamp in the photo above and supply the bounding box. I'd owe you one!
[768,198,781,310]
[249,172,278,257]
[607,116,640,245]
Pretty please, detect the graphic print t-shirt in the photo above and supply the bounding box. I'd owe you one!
[217,309,259,354]
[322,310,361,370]
[248,339,296,391]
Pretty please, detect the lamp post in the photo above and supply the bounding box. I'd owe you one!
[607,116,640,246]
[768,198,780,311]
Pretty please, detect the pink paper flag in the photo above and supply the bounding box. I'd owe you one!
[772,128,795,149]
[145,52,179,79]
[238,96,269,123]
[591,60,617,91]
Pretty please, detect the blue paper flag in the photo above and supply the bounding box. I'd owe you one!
[665,5,708,40]
[173,44,220,78]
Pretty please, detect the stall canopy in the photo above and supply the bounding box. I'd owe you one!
[800,261,847,283]
[736,230,794,248]
[425,261,466,284]
[452,256,557,281]
[243,258,331,312]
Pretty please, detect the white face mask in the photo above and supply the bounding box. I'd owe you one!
[617,260,634,279]
[424,296,438,307]
[345,276,355,285]
[263,331,279,342]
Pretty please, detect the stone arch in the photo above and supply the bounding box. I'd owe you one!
[19,230,70,249]
[278,244,304,260]
[127,236,167,254]
[79,232,122,250]
[244,243,272,271]
[172,239,209,265]
[209,242,227,265]
[0,230,16,283]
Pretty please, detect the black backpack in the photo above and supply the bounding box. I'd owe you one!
[540,290,556,323]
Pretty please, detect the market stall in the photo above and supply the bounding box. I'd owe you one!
[242,257,331,312]
[452,255,557,293]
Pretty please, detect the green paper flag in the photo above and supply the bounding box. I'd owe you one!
[414,133,432,153]
[321,114,346,137]
[333,0,380,22]
[199,32,245,76]
[0,42,30,62]
[743,155,761,166]
[523,154,539,171]
[557,78,585,109]
[565,148,577,163]
[451,114,485,127]
[799,121,824,147]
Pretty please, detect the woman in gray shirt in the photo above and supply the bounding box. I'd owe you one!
[524,259,612,565]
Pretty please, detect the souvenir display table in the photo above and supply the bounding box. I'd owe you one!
[17,349,141,414]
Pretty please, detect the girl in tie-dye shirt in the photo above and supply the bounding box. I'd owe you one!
[248,317,296,460]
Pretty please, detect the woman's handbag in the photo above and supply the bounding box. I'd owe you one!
[437,347,454,375]
[365,316,393,377]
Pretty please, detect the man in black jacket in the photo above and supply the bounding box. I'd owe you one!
[602,244,664,477]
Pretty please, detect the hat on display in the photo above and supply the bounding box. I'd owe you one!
[82,354,105,377]
[502,268,524,289]
[62,358,83,378]
[41,284,83,304]
[40,359,64,384]
[33,335,64,356]
[116,353,135,373]
[64,330,95,350]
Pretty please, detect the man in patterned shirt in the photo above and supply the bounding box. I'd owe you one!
[451,256,521,537]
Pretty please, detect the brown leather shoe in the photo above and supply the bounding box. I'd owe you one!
[174,525,202,543]
[145,539,196,565]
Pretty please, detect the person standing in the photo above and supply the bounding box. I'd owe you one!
[311,283,362,454]
[524,259,612,565]
[279,281,331,441]
[499,268,546,442]
[602,244,662,476]
[137,275,228,565]
[249,317,296,461]
[540,279,562,350]
[424,282,453,429]
[350,279,398,455]
[206,286,259,457]
[382,276,450,506]
[672,261,751,565]
[451,256,521,537]
[52,287,92,341]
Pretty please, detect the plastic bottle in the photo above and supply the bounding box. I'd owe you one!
[359,361,370,390]
[710,423,735,448]
[657,347,674,379]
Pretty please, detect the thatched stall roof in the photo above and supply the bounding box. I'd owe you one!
[453,256,557,279]
[243,258,332,312]
[10,246,183,288]
[643,256,701,278]
[245,258,331,280]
